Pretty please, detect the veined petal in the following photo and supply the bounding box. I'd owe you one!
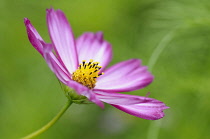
[47,8,78,74]
[43,45,71,84]
[24,18,70,83]
[95,59,154,92]
[66,80,104,108]
[95,91,160,105]
[84,90,104,108]
[24,18,44,56]
[95,91,168,120]
[111,103,168,120]
[76,32,112,71]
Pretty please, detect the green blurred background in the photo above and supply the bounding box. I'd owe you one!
[1,0,210,138]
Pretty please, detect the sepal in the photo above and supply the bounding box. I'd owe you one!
[63,85,90,104]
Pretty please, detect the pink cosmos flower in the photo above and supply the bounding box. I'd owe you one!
[24,8,168,120]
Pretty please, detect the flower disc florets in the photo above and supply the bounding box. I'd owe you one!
[72,59,104,89]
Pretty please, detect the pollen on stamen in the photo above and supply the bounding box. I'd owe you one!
[72,60,104,89]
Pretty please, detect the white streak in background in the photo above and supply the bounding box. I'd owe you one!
[148,27,178,72]
[147,27,179,139]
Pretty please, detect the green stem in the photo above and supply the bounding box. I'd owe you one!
[22,100,73,139]
[147,119,162,139]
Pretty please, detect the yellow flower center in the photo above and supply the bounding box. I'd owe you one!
[72,59,104,89]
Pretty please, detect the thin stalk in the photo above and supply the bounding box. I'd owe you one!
[148,29,176,72]
[22,100,72,139]
[147,119,162,139]
[147,28,178,139]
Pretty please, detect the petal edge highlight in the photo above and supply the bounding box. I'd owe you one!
[47,8,78,74]
[95,91,168,120]
[24,18,44,55]
[95,59,154,92]
[76,32,112,71]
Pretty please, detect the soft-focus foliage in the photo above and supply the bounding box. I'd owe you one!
[1,0,210,138]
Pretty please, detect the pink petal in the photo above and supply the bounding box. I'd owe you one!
[24,18,70,83]
[76,32,112,70]
[95,59,154,92]
[95,91,160,105]
[112,104,168,120]
[95,91,168,120]
[84,90,105,108]
[24,18,44,56]
[47,8,78,74]
[66,80,104,108]
[43,44,71,84]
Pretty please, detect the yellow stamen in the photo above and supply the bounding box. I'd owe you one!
[72,59,104,89]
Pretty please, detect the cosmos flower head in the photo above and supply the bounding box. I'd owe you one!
[24,8,168,120]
